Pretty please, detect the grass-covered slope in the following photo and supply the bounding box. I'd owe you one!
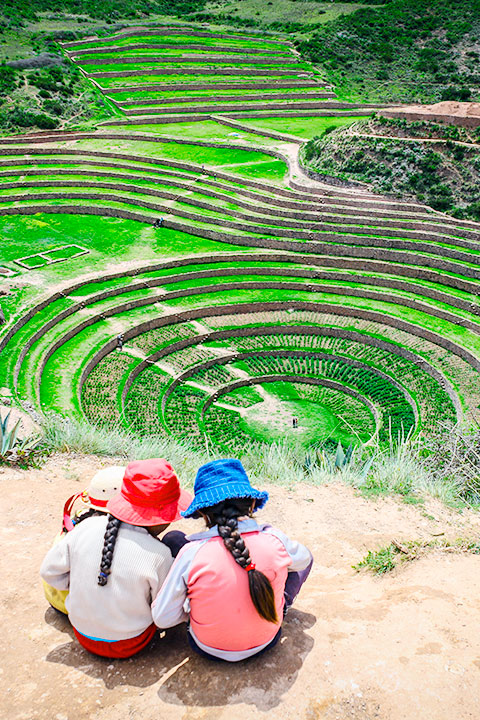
[1,0,205,27]
[299,0,480,103]
[0,61,114,134]
[301,116,480,220]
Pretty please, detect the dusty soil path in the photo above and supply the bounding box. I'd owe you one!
[2,454,480,720]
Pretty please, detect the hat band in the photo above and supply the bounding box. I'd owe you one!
[89,496,109,508]
[120,484,180,509]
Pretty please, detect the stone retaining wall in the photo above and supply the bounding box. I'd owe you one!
[61,29,291,49]
[78,54,298,66]
[0,150,451,223]
[105,80,321,94]
[117,90,336,106]
[34,295,480,411]
[226,109,376,119]
[4,248,477,360]
[161,348,426,420]
[7,177,479,251]
[382,109,480,129]
[121,100,366,116]
[13,162,472,239]
[90,67,311,78]
[105,307,465,409]
[0,142,454,213]
[1,202,478,281]
[69,44,290,57]
[197,371,407,427]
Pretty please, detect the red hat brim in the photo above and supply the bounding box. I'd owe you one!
[106,487,192,526]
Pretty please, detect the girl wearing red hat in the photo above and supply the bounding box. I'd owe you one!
[40,459,191,659]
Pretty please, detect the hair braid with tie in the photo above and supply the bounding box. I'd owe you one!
[97,514,122,586]
[204,499,278,624]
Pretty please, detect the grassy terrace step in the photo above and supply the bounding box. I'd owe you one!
[179,344,453,425]
[7,280,476,436]
[3,252,477,356]
[13,290,479,416]
[119,102,358,117]
[9,173,475,254]
[104,81,324,95]
[3,198,479,288]
[84,60,307,74]
[0,152,458,224]
[117,90,337,106]
[4,165,476,240]
[70,46,292,59]
[81,352,139,427]
[62,31,291,51]
[6,260,479,346]
[78,56,300,69]
[3,259,478,390]
[2,181,479,259]
[92,69,314,83]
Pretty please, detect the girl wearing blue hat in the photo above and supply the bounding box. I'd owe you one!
[152,458,313,662]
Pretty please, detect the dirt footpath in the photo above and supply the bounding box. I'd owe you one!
[1,455,480,720]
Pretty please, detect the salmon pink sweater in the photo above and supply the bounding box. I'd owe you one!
[152,518,312,661]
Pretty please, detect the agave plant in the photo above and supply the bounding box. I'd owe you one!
[0,410,44,465]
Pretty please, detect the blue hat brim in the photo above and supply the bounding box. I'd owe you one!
[181,486,268,519]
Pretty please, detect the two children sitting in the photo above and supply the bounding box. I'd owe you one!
[40,457,313,661]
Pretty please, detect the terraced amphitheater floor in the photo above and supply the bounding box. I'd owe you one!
[1,24,480,456]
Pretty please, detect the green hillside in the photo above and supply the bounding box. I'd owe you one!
[299,0,480,103]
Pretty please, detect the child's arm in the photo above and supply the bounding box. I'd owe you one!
[265,527,313,571]
[151,541,203,628]
[40,535,71,590]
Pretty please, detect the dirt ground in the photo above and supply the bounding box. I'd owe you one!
[2,455,480,720]
[381,101,480,128]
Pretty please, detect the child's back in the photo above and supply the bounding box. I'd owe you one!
[46,513,172,641]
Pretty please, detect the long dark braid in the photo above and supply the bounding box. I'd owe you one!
[72,508,103,527]
[205,499,278,624]
[97,514,122,586]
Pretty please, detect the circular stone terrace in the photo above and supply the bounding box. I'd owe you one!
[0,26,479,454]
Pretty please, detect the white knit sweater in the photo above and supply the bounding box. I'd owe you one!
[40,515,173,641]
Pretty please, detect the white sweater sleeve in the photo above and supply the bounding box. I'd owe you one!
[40,534,71,590]
[265,527,313,571]
[151,541,204,629]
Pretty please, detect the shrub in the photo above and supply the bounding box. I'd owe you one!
[0,64,16,94]
[440,86,472,101]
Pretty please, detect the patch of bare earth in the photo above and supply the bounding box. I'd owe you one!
[2,455,480,720]
[381,101,480,129]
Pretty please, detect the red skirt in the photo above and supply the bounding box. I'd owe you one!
[73,623,156,659]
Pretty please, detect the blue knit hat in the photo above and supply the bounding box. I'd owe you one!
[182,459,269,518]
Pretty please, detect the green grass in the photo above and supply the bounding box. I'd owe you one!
[114,86,324,102]
[235,380,374,447]
[97,73,308,88]
[73,34,290,51]
[199,1,375,29]
[0,214,246,293]
[103,120,279,146]
[238,115,369,139]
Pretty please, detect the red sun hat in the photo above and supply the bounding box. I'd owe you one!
[106,458,192,526]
